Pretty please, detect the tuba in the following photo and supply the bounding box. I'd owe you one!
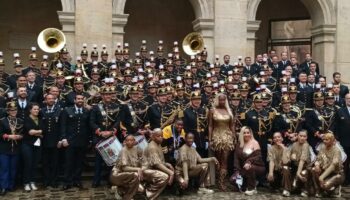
[37,28,66,53]
[182,32,204,56]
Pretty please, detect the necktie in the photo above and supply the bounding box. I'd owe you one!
[21,102,24,109]
[80,108,83,114]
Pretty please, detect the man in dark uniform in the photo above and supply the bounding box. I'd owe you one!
[304,92,327,150]
[127,86,149,135]
[332,72,349,98]
[90,86,132,187]
[182,91,208,157]
[273,95,302,145]
[289,85,306,115]
[22,47,41,76]
[219,55,234,77]
[15,87,30,120]
[65,77,90,107]
[41,94,62,188]
[98,46,111,79]
[201,80,214,109]
[60,94,91,190]
[7,56,23,90]
[333,94,350,184]
[143,81,158,106]
[173,83,189,110]
[51,48,72,76]
[146,87,177,130]
[155,40,166,68]
[297,72,314,108]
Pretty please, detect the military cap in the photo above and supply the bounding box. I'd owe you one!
[101,45,108,56]
[288,85,298,93]
[166,86,173,94]
[226,77,234,84]
[175,83,185,91]
[280,77,289,85]
[55,70,65,78]
[29,47,38,61]
[253,94,263,102]
[313,91,324,100]
[129,86,139,94]
[184,72,192,79]
[261,64,269,71]
[203,80,213,87]
[157,87,167,96]
[230,91,241,100]
[100,86,114,94]
[165,59,173,66]
[147,81,158,89]
[60,47,69,54]
[91,67,100,75]
[13,59,22,67]
[239,83,250,91]
[40,62,49,69]
[81,43,88,56]
[91,45,98,57]
[173,55,180,61]
[201,47,208,56]
[190,91,202,100]
[114,43,122,55]
[124,69,133,77]
[134,58,142,65]
[74,76,84,84]
[0,58,4,66]
[261,92,272,100]
[156,40,163,51]
[233,68,240,75]
[325,91,335,99]
[123,43,130,55]
[6,101,17,111]
[281,95,291,104]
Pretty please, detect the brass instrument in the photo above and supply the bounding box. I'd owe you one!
[182,32,204,56]
[37,28,66,53]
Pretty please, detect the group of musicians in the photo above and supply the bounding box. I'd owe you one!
[0,40,349,199]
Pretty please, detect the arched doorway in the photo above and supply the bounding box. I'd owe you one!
[123,0,195,56]
[255,0,310,62]
[247,0,336,77]
[0,0,62,72]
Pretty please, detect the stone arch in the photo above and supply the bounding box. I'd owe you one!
[246,0,337,83]
[112,0,213,19]
[247,0,335,26]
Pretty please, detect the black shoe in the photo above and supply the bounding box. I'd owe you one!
[62,185,71,190]
[91,182,100,188]
[0,189,6,196]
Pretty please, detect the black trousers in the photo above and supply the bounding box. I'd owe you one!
[42,147,59,186]
[64,146,86,185]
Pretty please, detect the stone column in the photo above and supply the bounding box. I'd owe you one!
[193,18,215,62]
[214,0,248,63]
[335,0,350,85]
[57,11,76,60]
[112,14,129,49]
[246,20,261,59]
[311,24,336,80]
[75,0,113,61]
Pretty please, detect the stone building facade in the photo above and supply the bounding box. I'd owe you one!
[0,0,349,82]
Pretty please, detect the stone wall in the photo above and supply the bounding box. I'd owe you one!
[0,0,61,72]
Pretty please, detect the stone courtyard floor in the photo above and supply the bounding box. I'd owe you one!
[2,182,350,200]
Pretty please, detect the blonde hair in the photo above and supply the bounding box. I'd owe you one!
[238,126,255,148]
[212,93,233,118]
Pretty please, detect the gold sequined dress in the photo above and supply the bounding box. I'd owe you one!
[211,109,235,152]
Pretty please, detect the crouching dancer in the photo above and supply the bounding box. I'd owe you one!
[142,128,174,200]
[175,132,218,194]
[312,132,344,198]
[110,135,143,200]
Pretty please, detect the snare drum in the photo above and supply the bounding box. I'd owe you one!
[95,136,122,166]
[134,135,148,150]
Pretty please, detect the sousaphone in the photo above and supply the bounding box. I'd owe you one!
[37,28,66,53]
[182,32,204,56]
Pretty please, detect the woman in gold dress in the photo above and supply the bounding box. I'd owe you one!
[208,93,236,191]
